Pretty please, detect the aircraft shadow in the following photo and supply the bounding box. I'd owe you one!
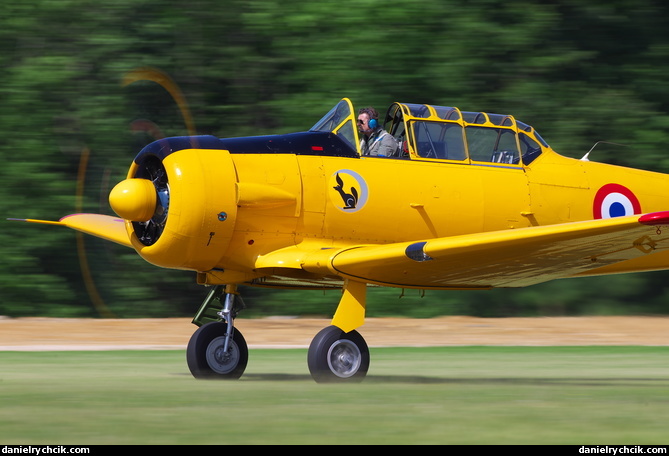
[240,373,668,387]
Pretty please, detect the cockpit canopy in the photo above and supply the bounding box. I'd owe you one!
[311,99,550,166]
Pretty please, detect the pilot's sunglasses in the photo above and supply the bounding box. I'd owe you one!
[357,119,365,124]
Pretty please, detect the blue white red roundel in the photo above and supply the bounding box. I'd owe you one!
[593,184,641,219]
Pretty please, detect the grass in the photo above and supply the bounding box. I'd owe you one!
[0,347,668,444]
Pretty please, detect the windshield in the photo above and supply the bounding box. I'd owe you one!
[310,99,360,154]
[311,100,350,132]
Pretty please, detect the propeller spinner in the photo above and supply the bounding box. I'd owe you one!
[109,178,156,222]
[109,156,170,246]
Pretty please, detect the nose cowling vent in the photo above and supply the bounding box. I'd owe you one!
[132,155,170,246]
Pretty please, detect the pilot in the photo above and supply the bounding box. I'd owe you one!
[357,107,399,157]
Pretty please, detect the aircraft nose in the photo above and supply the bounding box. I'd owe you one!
[109,178,157,222]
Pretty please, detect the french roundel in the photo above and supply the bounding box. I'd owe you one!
[593,184,641,219]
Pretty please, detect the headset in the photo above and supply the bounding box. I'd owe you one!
[360,108,379,129]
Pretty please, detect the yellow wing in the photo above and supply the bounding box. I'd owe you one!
[285,212,669,289]
[10,214,132,248]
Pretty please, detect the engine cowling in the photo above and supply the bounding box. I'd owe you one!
[110,137,238,271]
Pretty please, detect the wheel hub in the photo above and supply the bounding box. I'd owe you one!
[327,340,362,378]
[206,336,240,374]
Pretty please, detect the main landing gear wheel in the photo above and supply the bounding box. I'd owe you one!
[186,321,248,379]
[307,326,370,383]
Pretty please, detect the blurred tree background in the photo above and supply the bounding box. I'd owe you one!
[2,0,669,318]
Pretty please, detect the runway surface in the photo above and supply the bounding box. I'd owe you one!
[0,315,667,350]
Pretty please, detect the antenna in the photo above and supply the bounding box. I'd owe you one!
[580,141,628,161]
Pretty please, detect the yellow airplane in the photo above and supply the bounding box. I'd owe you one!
[11,98,669,382]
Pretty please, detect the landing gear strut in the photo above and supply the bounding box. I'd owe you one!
[305,279,370,383]
[186,281,371,383]
[186,285,248,379]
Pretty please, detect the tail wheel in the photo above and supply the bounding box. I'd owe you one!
[186,321,248,379]
[307,326,370,383]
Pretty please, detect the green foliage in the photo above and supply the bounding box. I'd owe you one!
[2,0,669,317]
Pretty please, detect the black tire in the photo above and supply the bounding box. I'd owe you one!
[307,326,370,383]
[186,321,248,379]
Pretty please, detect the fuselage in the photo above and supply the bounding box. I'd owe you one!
[110,100,669,288]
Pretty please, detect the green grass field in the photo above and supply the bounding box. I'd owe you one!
[1,347,668,445]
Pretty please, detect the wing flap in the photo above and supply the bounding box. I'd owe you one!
[300,212,669,289]
[10,214,133,248]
